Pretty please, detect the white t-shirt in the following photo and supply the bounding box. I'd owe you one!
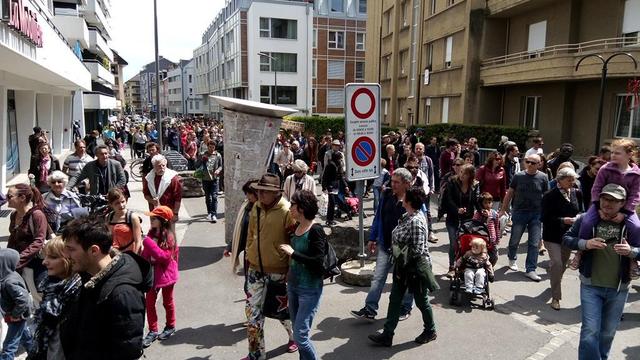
[525,147,544,157]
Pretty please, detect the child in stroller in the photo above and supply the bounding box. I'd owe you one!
[449,220,496,309]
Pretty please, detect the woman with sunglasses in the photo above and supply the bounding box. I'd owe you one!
[42,171,81,234]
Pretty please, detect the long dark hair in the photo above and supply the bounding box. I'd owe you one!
[150,218,175,250]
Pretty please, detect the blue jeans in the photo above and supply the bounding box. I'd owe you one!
[507,210,542,273]
[288,285,322,360]
[1,320,34,360]
[579,283,629,360]
[446,222,459,268]
[202,179,219,216]
[365,249,413,316]
[373,187,382,213]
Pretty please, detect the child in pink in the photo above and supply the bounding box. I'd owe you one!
[140,206,180,348]
[473,192,501,266]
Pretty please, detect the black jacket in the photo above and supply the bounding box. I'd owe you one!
[290,224,327,277]
[321,161,347,193]
[541,187,583,244]
[28,156,61,187]
[67,159,126,195]
[443,179,479,225]
[61,252,153,360]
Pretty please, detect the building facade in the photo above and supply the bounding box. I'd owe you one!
[112,50,128,114]
[124,74,141,114]
[366,0,640,153]
[166,59,203,116]
[0,0,92,188]
[139,57,177,116]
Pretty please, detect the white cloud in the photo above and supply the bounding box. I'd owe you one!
[110,0,225,81]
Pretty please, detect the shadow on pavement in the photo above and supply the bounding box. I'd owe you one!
[623,345,640,359]
[496,287,582,326]
[312,316,422,359]
[179,246,225,271]
[159,322,246,349]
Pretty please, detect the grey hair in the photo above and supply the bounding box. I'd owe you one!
[393,168,413,183]
[47,170,68,185]
[556,167,578,181]
[151,154,167,166]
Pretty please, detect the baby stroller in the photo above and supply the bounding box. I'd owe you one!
[449,220,495,310]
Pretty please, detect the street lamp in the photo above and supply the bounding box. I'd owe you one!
[575,52,638,154]
[258,52,279,105]
[153,0,163,149]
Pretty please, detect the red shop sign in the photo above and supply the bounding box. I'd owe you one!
[1,0,44,47]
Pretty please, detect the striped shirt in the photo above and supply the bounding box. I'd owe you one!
[64,153,93,177]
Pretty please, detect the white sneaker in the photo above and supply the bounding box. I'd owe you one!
[508,260,518,272]
[206,214,212,222]
[525,271,542,282]
[211,215,218,223]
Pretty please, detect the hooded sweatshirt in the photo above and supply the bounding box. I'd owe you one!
[0,248,31,319]
[591,162,640,213]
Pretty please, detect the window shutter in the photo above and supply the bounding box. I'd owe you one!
[328,61,345,79]
[528,21,547,52]
[328,89,344,107]
[624,0,640,33]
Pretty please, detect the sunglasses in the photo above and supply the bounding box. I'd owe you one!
[525,160,539,165]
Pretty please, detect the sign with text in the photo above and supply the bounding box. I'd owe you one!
[345,83,380,181]
[1,0,44,47]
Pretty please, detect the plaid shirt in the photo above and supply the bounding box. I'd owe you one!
[392,211,431,262]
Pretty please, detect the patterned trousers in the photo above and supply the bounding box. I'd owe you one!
[245,268,293,360]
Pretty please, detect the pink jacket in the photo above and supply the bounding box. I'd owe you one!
[141,234,179,289]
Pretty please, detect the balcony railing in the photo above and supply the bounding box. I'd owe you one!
[482,37,640,67]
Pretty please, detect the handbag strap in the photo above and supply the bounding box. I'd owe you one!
[256,207,265,275]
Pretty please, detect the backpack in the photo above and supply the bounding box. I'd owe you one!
[108,210,143,249]
[323,241,341,281]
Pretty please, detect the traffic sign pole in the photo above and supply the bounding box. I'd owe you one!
[356,181,365,268]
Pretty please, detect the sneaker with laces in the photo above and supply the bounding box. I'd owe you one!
[287,340,298,353]
[428,233,438,243]
[525,271,542,282]
[508,260,518,272]
[142,331,158,348]
[350,308,375,321]
[398,311,411,321]
[211,215,218,223]
[158,327,176,340]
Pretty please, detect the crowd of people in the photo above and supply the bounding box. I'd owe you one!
[2,119,639,360]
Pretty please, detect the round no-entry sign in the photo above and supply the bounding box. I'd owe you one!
[350,88,376,119]
[351,137,376,167]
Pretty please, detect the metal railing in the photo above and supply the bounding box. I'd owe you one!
[482,37,640,67]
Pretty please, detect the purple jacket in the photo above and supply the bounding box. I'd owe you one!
[141,235,179,289]
[579,203,640,244]
[591,162,640,212]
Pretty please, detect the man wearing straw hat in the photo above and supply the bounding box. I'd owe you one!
[283,160,316,202]
[243,173,298,360]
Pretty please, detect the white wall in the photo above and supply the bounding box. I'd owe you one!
[247,1,313,113]
[15,90,36,174]
[0,86,7,190]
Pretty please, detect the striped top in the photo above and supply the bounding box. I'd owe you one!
[63,153,93,177]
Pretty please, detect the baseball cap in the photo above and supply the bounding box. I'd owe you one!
[145,206,174,222]
[600,184,626,201]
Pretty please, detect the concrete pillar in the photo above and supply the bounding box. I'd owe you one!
[36,94,53,154]
[72,91,85,137]
[63,96,72,150]
[15,90,36,174]
[52,96,64,156]
[0,86,7,190]
[222,106,285,246]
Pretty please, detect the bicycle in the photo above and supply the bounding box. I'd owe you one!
[129,158,145,182]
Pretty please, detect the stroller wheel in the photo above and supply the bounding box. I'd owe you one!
[484,299,495,310]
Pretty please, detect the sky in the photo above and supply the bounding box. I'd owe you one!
[110,0,225,82]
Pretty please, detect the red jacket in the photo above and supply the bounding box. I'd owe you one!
[143,172,183,215]
[476,165,507,201]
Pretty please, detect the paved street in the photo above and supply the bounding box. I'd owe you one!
[143,193,640,360]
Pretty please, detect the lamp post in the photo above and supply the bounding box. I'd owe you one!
[153,0,163,149]
[258,52,278,105]
[575,52,637,154]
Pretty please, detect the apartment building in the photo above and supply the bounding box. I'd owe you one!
[167,60,203,116]
[0,0,91,188]
[124,74,141,114]
[366,0,640,153]
[312,0,368,115]
[138,57,177,116]
[112,50,128,114]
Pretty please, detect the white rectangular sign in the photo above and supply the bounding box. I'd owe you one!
[344,83,381,181]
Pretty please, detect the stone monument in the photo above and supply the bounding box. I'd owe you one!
[211,96,297,245]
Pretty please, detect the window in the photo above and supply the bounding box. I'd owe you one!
[441,97,449,123]
[447,0,456,6]
[399,50,407,75]
[358,0,367,14]
[430,0,436,15]
[188,75,192,83]
[260,86,298,105]
[312,59,317,78]
[190,101,194,110]
[330,0,344,12]
[327,89,344,107]
[383,99,389,123]
[259,18,297,39]
[615,94,640,138]
[424,98,431,124]
[384,10,391,35]
[196,101,200,110]
[259,53,297,72]
[312,89,316,107]
[623,0,640,46]
[426,42,434,68]
[398,99,405,124]
[383,56,391,79]
[356,33,365,51]
[313,29,317,48]
[445,36,453,68]
[402,1,409,27]
[328,31,345,49]
[355,62,365,80]
[527,20,547,55]
[328,60,345,79]
[521,96,541,129]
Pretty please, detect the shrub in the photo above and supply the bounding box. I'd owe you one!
[285,116,398,138]
[408,124,530,150]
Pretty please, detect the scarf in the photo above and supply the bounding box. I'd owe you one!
[39,156,50,186]
[145,168,178,200]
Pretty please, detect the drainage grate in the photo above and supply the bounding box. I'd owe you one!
[0,210,13,218]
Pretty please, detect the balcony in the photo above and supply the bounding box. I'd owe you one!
[80,0,112,40]
[486,0,556,17]
[84,92,117,110]
[480,37,640,86]
[84,60,115,85]
[52,13,90,48]
[88,28,113,62]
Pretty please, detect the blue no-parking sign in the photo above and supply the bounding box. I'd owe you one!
[344,84,380,181]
